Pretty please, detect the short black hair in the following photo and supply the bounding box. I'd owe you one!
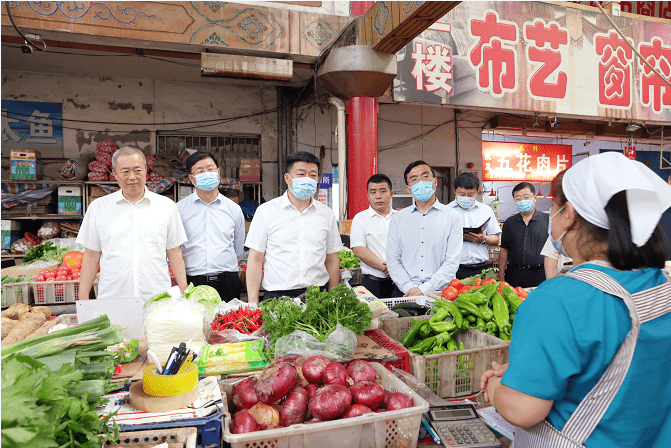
[454,172,480,190]
[367,173,392,190]
[285,151,320,173]
[185,152,218,174]
[403,160,433,184]
[512,182,535,196]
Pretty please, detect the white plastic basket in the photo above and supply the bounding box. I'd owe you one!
[53,313,78,325]
[379,296,436,309]
[223,362,429,448]
[1,281,33,307]
[32,280,79,304]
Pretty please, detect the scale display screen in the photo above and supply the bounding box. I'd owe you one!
[433,409,474,419]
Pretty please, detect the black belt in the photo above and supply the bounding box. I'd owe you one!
[459,261,492,269]
[510,262,543,271]
[188,272,234,282]
[362,274,392,282]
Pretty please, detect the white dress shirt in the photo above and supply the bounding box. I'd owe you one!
[76,188,187,300]
[386,200,463,294]
[244,192,342,291]
[447,199,501,265]
[350,206,396,279]
[177,192,245,276]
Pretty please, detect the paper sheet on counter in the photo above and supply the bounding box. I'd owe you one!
[98,376,222,426]
[477,406,515,441]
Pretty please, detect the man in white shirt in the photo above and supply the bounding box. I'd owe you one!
[77,147,188,300]
[448,172,501,279]
[350,174,396,298]
[245,151,342,304]
[177,152,245,302]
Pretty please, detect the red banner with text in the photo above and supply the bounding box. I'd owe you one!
[482,142,573,182]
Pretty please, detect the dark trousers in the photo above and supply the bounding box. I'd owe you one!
[186,271,242,303]
[360,274,395,299]
[456,262,493,280]
[504,264,546,288]
[262,283,328,301]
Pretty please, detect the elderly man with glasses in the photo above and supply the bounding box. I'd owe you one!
[386,160,463,298]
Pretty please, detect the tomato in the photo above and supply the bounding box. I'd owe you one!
[70,273,80,280]
[482,278,497,285]
[459,285,475,294]
[449,279,464,290]
[514,286,528,299]
[497,281,512,294]
[441,286,459,301]
[62,251,84,270]
[55,275,68,281]
[36,275,46,282]
[57,266,71,275]
[70,268,81,274]
[45,271,57,279]
[39,269,53,277]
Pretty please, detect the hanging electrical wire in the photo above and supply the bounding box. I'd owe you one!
[3,1,46,52]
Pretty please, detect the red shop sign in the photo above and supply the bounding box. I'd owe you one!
[624,146,637,160]
[483,142,573,182]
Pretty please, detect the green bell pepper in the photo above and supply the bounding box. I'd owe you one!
[492,292,512,336]
[455,299,485,319]
[458,341,466,350]
[410,335,436,355]
[440,300,464,329]
[431,344,447,354]
[465,314,477,323]
[429,307,450,323]
[501,285,523,312]
[400,319,429,348]
[446,339,458,351]
[475,317,487,332]
[486,321,498,335]
[457,291,489,305]
[419,322,432,338]
[429,320,456,334]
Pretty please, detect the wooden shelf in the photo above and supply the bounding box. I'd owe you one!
[2,179,83,184]
[3,215,83,220]
[1,254,24,259]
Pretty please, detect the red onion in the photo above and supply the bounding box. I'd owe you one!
[280,385,309,427]
[232,377,259,410]
[255,363,298,404]
[248,402,280,430]
[301,355,331,384]
[308,385,352,421]
[232,410,259,434]
[381,389,391,409]
[306,383,319,397]
[386,392,414,411]
[349,381,386,409]
[346,360,378,383]
[342,404,373,419]
[323,362,350,387]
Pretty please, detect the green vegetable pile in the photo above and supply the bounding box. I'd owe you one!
[260,284,373,360]
[22,241,70,264]
[1,275,32,284]
[338,250,360,269]
[1,315,126,447]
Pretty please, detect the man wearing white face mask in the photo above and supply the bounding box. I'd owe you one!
[498,182,549,288]
[245,151,342,304]
[387,161,463,297]
[177,152,245,302]
[448,173,501,279]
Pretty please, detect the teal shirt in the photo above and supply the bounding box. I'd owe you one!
[502,263,671,448]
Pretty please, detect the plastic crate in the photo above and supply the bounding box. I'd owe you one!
[223,362,429,448]
[1,281,33,307]
[408,329,509,398]
[103,427,197,448]
[53,313,78,325]
[364,329,411,373]
[380,314,433,343]
[32,279,79,304]
[117,412,222,448]
[379,296,435,309]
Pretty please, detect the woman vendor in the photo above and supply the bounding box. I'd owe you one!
[480,151,671,448]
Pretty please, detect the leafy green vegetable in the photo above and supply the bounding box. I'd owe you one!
[22,241,70,264]
[260,284,373,360]
[183,283,221,313]
[1,275,32,284]
[1,353,119,448]
[338,250,361,269]
[143,291,171,308]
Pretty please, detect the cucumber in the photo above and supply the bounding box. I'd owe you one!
[394,308,412,317]
[393,302,426,311]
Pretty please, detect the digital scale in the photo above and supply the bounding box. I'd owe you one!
[427,403,501,447]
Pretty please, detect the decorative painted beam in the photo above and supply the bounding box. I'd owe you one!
[358,1,460,54]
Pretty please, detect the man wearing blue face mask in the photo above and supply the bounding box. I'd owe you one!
[245,151,342,304]
[177,152,245,302]
[448,172,501,279]
[386,161,463,297]
[498,182,549,288]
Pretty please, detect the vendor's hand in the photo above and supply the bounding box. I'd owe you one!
[464,231,485,244]
[404,287,423,297]
[480,361,508,403]
[238,267,246,284]
[381,262,389,277]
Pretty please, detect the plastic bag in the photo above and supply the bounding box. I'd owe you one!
[10,237,35,254]
[108,338,140,364]
[274,323,358,362]
[206,299,266,344]
[143,286,209,363]
[196,340,267,375]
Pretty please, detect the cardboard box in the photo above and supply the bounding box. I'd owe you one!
[10,149,42,180]
[1,220,21,250]
[239,159,261,182]
[58,186,82,215]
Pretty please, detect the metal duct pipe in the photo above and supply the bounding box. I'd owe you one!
[328,96,347,226]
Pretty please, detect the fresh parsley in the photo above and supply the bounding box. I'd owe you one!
[22,242,70,264]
